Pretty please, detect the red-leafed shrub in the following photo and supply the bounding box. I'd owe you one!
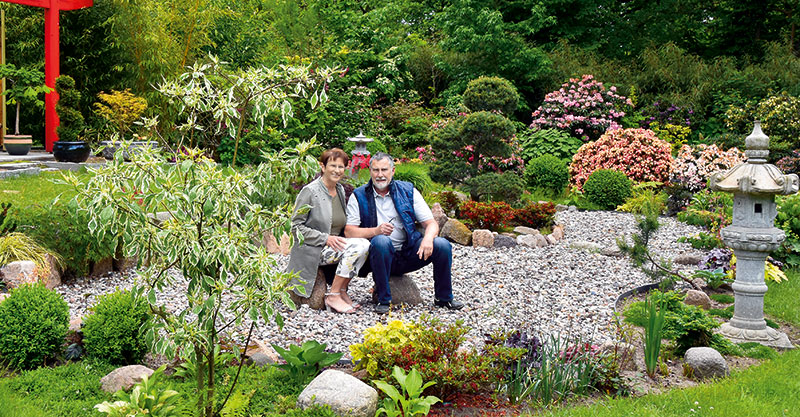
[514,201,556,229]
[459,201,516,231]
[570,128,673,189]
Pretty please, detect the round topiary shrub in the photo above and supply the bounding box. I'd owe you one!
[570,128,673,189]
[55,75,85,142]
[463,172,525,204]
[525,155,569,194]
[583,169,632,210]
[0,284,69,369]
[462,76,518,115]
[83,288,151,365]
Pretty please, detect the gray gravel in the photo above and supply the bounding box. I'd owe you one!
[57,210,705,357]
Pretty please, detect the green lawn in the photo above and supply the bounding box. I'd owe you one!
[534,268,800,417]
[0,171,86,206]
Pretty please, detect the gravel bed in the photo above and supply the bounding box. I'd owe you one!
[57,210,705,357]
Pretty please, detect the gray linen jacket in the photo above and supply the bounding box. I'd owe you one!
[286,177,347,296]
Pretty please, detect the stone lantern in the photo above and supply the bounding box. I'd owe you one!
[709,121,799,349]
[347,131,373,157]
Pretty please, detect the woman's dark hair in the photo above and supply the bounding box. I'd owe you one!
[320,148,350,166]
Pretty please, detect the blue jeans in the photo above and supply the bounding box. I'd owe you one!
[369,235,454,305]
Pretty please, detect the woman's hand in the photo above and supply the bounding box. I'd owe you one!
[326,235,347,252]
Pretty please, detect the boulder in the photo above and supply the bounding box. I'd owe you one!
[513,226,540,236]
[674,253,703,266]
[0,261,39,289]
[472,229,494,248]
[113,256,138,272]
[551,224,565,240]
[297,370,378,417]
[44,254,62,289]
[555,204,569,212]
[69,316,83,333]
[249,352,275,367]
[90,257,114,278]
[516,234,539,248]
[684,289,712,310]
[431,203,448,230]
[533,234,548,248]
[100,365,155,393]
[441,219,472,246]
[684,347,728,379]
[493,234,517,248]
[545,234,557,245]
[290,268,328,310]
[371,275,422,306]
[570,241,603,251]
[264,232,292,256]
[568,205,577,212]
[691,277,707,289]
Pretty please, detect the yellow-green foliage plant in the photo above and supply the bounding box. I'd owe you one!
[650,121,690,155]
[727,254,788,283]
[350,320,421,377]
[93,89,148,138]
[0,232,62,280]
[617,182,667,215]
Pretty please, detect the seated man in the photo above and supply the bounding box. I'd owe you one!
[344,152,464,314]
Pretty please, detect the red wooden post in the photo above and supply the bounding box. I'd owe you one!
[1,0,92,151]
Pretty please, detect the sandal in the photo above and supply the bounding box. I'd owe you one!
[324,292,356,314]
[341,290,361,310]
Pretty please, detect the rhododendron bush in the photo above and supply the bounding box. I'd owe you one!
[669,144,745,192]
[569,128,673,189]
[531,75,633,142]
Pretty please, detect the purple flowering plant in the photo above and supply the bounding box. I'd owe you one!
[531,75,633,142]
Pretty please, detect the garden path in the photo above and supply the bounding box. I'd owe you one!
[56,211,705,357]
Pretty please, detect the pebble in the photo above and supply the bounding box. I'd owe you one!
[56,211,705,359]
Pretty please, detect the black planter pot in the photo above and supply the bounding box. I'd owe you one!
[53,141,91,163]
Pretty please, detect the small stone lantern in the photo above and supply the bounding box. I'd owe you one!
[347,131,373,157]
[709,121,799,349]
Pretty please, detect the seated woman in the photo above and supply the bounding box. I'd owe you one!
[286,148,370,313]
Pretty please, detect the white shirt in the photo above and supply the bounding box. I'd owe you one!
[346,185,433,250]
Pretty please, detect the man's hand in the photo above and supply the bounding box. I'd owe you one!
[417,237,434,260]
[375,222,394,236]
[326,235,347,252]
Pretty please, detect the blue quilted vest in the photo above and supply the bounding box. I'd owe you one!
[352,179,423,251]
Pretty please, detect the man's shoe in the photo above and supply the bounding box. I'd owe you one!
[374,303,391,314]
[434,298,464,310]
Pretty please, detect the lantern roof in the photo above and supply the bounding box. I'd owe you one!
[347,131,373,143]
[709,121,799,196]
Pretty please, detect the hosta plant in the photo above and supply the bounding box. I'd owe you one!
[531,74,632,142]
[95,366,181,417]
[569,128,673,189]
[374,366,441,417]
[272,340,343,383]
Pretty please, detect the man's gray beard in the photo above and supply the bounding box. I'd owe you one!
[373,180,389,191]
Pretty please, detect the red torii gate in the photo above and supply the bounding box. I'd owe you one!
[1,0,93,151]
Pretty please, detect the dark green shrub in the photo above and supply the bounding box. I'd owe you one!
[462,172,525,204]
[518,128,583,162]
[582,169,632,210]
[0,284,69,369]
[83,289,151,364]
[54,75,85,142]
[393,163,433,193]
[775,193,800,267]
[462,76,518,114]
[524,155,569,194]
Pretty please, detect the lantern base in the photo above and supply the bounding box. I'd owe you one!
[718,322,794,349]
